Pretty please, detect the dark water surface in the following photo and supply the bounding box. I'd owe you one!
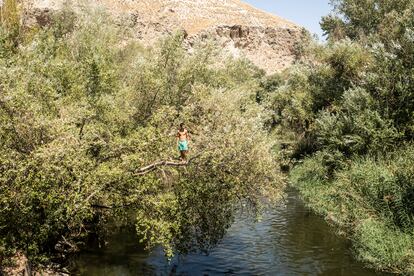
[71,189,388,275]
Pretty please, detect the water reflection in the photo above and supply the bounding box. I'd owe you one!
[71,189,388,275]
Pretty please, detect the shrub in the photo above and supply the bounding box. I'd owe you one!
[314,88,400,156]
[291,144,414,273]
[354,219,414,272]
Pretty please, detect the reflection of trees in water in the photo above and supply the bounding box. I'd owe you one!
[173,183,236,255]
[136,176,241,257]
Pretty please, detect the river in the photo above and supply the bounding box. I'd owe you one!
[70,188,389,275]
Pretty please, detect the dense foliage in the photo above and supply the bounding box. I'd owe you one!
[0,4,283,268]
[262,0,414,273]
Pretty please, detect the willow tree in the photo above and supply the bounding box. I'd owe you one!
[0,7,284,266]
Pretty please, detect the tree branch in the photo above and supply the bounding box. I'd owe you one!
[134,153,203,176]
[90,202,138,210]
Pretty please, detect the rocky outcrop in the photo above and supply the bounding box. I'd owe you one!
[189,24,300,73]
[22,0,304,73]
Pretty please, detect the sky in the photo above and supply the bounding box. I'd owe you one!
[243,0,332,39]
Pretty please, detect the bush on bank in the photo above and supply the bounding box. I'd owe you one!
[291,145,414,272]
[267,0,414,273]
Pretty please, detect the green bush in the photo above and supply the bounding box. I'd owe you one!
[268,65,313,132]
[314,88,400,155]
[291,144,414,272]
[309,40,372,111]
[354,219,414,272]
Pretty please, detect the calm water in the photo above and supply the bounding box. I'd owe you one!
[71,189,388,276]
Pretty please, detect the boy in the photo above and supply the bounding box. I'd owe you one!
[177,123,190,162]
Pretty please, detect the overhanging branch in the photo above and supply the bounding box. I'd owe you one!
[134,153,203,176]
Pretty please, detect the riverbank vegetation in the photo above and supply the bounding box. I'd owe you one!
[264,0,414,273]
[0,3,283,271]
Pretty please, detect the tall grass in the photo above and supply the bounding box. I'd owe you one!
[291,144,414,273]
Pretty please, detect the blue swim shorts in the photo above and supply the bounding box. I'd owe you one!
[178,140,188,151]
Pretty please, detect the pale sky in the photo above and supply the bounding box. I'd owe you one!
[243,0,332,39]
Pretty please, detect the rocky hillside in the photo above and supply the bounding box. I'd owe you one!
[24,0,303,73]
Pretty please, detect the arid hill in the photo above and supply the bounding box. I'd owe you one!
[25,0,303,73]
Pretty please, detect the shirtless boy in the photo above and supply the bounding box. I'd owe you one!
[177,123,190,162]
